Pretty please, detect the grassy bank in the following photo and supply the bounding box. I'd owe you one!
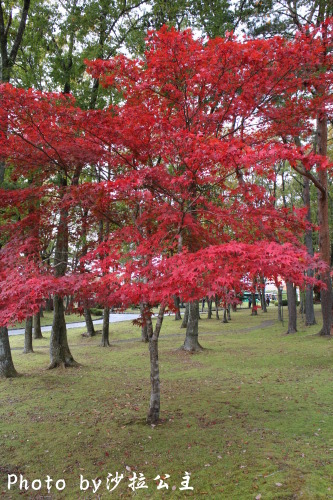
[1,306,332,499]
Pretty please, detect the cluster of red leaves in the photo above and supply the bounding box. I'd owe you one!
[0,22,332,325]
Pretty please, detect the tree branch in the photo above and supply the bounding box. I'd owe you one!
[9,0,31,65]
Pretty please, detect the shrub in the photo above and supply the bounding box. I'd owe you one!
[89,308,103,316]
[274,300,300,307]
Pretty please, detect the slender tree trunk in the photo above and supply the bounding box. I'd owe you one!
[49,295,78,368]
[251,292,257,316]
[83,308,95,337]
[207,297,212,319]
[286,282,297,334]
[173,296,182,320]
[215,295,220,319]
[45,295,53,311]
[299,290,305,315]
[141,322,148,342]
[260,277,267,312]
[0,327,17,378]
[33,311,43,339]
[278,287,283,322]
[180,303,189,328]
[227,304,231,321]
[0,0,30,374]
[146,305,165,424]
[303,176,316,325]
[49,191,78,367]
[222,307,228,323]
[140,303,148,342]
[65,295,70,313]
[182,301,203,351]
[39,306,44,318]
[305,284,316,326]
[100,306,110,346]
[23,316,33,354]
[317,116,332,335]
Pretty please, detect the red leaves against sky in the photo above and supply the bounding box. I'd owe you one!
[0,22,332,324]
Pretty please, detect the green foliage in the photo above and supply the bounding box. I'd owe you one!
[189,0,234,37]
[89,307,103,316]
[274,300,300,306]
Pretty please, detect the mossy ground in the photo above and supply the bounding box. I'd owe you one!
[1,305,333,499]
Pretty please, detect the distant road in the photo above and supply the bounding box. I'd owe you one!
[8,313,140,336]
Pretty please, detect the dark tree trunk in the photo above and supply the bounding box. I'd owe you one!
[49,192,78,368]
[100,306,110,346]
[173,296,182,320]
[140,303,148,342]
[39,306,44,318]
[299,290,305,315]
[222,307,228,323]
[0,327,17,378]
[215,295,220,319]
[278,287,283,322]
[23,316,33,354]
[260,277,267,313]
[251,292,257,315]
[227,304,231,321]
[83,308,95,337]
[45,295,53,311]
[317,116,332,336]
[65,295,70,313]
[305,287,316,326]
[0,1,31,81]
[141,322,148,342]
[303,176,316,325]
[33,311,43,339]
[49,296,78,368]
[146,305,165,424]
[207,297,212,319]
[182,301,203,351]
[286,282,297,334]
[0,2,31,373]
[180,303,189,328]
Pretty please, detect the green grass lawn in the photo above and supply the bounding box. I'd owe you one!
[1,305,333,499]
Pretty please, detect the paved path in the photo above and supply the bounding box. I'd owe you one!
[10,318,276,350]
[8,313,140,336]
